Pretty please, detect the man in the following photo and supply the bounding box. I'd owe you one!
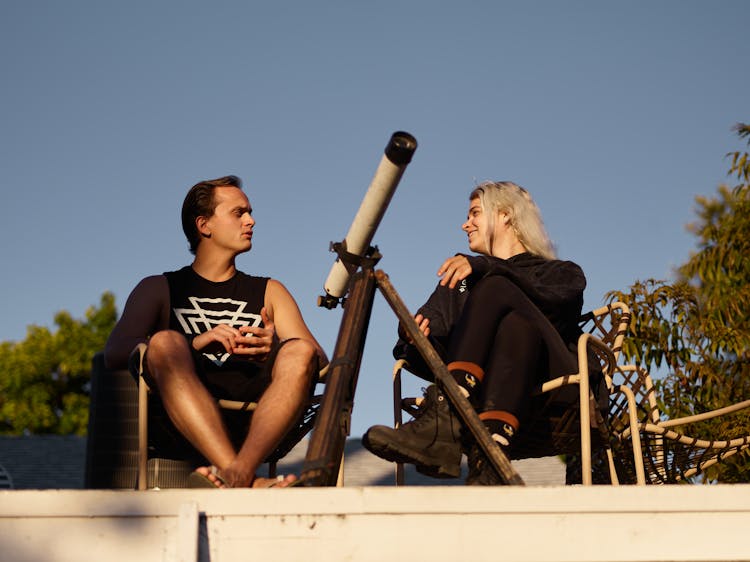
[105,175,327,488]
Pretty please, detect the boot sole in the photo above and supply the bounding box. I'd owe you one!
[416,463,461,479]
[362,431,462,479]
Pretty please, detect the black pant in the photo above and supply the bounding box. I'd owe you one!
[448,276,577,423]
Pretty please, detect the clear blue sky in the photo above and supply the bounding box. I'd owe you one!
[1,2,747,436]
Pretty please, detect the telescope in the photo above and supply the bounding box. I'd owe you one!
[305,129,520,487]
[318,131,418,308]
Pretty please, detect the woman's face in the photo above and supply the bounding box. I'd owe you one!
[462,198,490,254]
[462,197,512,256]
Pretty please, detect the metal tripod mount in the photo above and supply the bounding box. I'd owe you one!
[300,244,525,486]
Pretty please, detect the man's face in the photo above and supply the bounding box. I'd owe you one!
[202,186,255,255]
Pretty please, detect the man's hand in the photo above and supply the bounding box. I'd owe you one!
[190,307,276,362]
[438,255,473,288]
[233,307,276,362]
[192,323,244,355]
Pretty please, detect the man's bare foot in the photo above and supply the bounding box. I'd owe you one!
[191,464,298,488]
[188,466,229,488]
[251,474,297,488]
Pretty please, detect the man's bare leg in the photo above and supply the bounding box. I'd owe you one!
[219,338,317,487]
[147,332,316,488]
[145,330,237,471]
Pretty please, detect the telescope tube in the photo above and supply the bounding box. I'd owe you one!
[322,131,417,304]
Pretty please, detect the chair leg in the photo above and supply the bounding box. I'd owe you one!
[620,385,647,485]
[605,449,620,485]
[576,336,595,485]
[578,381,592,485]
[137,376,149,490]
[393,359,405,486]
[336,453,345,487]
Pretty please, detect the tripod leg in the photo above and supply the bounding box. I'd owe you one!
[301,269,377,486]
[375,270,525,486]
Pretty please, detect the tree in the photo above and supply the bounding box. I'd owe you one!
[0,292,117,435]
[608,123,750,482]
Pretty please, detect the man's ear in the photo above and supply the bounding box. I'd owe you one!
[197,216,211,238]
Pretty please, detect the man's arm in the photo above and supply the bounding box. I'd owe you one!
[103,275,170,370]
[263,279,329,368]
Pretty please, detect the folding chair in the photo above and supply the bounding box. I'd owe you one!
[128,343,330,489]
[607,364,750,484]
[392,301,632,485]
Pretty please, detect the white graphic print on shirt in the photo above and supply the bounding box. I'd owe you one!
[173,296,262,366]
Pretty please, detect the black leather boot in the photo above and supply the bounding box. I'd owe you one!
[465,422,515,485]
[465,441,506,485]
[363,385,463,478]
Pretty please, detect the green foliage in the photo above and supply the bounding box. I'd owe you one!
[727,123,750,183]
[0,292,117,435]
[607,123,750,482]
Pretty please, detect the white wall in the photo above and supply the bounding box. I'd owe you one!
[2,486,750,562]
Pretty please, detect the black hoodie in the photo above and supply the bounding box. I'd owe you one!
[394,252,586,380]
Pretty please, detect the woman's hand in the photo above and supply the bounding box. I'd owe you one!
[438,255,473,288]
[401,313,431,344]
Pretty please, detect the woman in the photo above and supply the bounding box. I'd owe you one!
[363,181,587,485]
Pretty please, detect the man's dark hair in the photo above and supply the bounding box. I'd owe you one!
[182,175,243,255]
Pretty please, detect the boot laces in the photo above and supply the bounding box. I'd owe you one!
[404,387,440,431]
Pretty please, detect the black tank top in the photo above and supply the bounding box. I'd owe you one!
[164,266,269,374]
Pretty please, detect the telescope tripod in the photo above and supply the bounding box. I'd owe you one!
[300,257,525,487]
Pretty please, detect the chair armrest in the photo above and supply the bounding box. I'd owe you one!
[535,333,614,396]
[392,359,409,428]
[578,333,617,389]
[217,399,258,412]
[127,343,149,386]
[658,399,750,429]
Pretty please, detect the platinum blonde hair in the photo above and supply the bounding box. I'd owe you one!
[470,181,557,260]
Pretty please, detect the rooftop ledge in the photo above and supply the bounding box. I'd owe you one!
[2,485,750,562]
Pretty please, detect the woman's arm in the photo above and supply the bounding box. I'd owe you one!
[463,254,586,309]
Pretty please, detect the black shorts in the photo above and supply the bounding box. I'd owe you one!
[193,337,311,402]
[195,356,273,403]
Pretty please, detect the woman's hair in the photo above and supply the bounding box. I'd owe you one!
[181,175,243,255]
[469,181,556,260]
